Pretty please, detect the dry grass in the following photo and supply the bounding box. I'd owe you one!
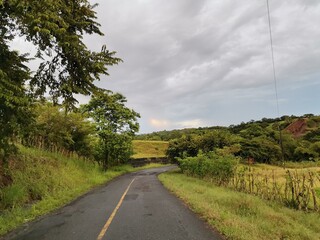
[132,140,169,159]
[240,163,320,185]
[231,164,320,211]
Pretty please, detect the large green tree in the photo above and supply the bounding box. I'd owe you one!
[0,8,31,160]
[82,90,140,169]
[0,0,121,160]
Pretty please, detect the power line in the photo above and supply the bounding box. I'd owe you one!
[266,0,285,164]
[266,0,280,117]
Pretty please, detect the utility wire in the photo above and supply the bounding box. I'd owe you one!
[266,0,280,117]
[266,0,285,164]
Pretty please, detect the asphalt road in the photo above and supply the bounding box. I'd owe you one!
[4,166,223,240]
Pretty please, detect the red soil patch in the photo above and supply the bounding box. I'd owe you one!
[285,118,307,138]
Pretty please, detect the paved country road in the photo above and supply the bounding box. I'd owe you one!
[3,166,223,240]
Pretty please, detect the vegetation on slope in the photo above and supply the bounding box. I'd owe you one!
[136,114,320,143]
[136,114,320,163]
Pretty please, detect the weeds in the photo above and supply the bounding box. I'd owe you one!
[178,152,320,212]
[231,166,320,211]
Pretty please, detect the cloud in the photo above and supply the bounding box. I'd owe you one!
[13,0,319,133]
[149,118,170,129]
[175,119,206,129]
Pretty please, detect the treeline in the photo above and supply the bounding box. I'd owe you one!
[135,126,227,141]
[139,115,320,163]
[14,91,139,170]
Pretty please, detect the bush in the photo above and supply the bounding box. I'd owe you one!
[179,152,239,185]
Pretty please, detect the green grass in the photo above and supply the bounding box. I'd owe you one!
[132,140,169,159]
[0,146,168,236]
[159,170,320,240]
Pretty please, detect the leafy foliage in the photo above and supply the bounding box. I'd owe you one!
[239,136,281,163]
[166,135,199,162]
[179,152,239,185]
[0,18,31,161]
[2,0,122,105]
[166,130,238,163]
[21,102,95,158]
[0,0,122,160]
[160,115,320,163]
[82,90,140,169]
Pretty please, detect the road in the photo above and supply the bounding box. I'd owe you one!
[4,166,223,240]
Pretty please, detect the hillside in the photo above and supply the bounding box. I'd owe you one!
[136,114,320,141]
[285,118,308,137]
[285,116,320,138]
[132,140,169,159]
[136,114,320,163]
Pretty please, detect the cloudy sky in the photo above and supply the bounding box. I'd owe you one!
[15,0,320,133]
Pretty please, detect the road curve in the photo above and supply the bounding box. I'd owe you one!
[3,166,223,240]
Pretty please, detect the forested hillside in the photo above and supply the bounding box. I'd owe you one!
[137,114,320,163]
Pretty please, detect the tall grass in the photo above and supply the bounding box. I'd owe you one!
[132,140,169,159]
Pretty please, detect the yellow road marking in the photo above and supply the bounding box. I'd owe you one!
[97,178,136,240]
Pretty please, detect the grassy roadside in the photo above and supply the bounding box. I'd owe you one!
[0,146,167,236]
[132,140,169,159]
[159,170,320,240]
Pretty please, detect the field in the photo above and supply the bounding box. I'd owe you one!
[132,140,169,159]
[243,163,320,182]
[159,170,320,240]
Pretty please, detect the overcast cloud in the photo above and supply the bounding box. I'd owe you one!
[21,0,320,133]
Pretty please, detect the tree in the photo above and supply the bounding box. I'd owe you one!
[2,0,122,105]
[0,0,121,160]
[166,135,199,163]
[82,90,140,169]
[239,136,281,163]
[22,102,96,157]
[0,13,31,161]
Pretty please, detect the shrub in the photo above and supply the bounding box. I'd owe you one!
[179,152,239,185]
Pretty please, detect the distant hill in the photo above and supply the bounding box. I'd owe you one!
[135,114,320,163]
[136,114,320,141]
[284,115,320,142]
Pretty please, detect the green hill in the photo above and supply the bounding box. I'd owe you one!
[136,114,320,163]
[132,140,169,159]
